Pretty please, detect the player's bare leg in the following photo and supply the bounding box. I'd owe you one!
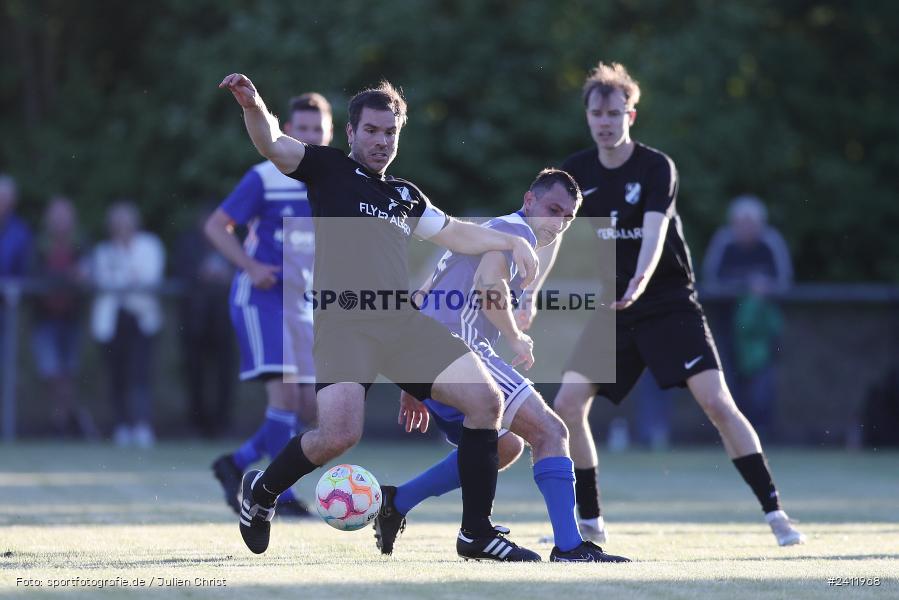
[554,371,599,467]
[687,369,760,457]
[508,392,569,462]
[238,383,365,554]
[297,383,318,428]
[213,379,305,515]
[552,371,608,543]
[688,369,805,546]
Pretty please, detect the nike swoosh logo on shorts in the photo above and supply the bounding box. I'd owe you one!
[684,355,703,370]
[582,187,598,196]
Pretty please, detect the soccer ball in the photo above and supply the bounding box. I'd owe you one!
[315,464,382,531]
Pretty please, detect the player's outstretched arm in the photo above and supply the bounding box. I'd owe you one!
[613,211,669,310]
[219,73,306,174]
[429,219,539,288]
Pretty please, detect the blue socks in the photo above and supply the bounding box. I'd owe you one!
[394,451,583,552]
[534,456,582,552]
[394,449,462,515]
[232,428,266,470]
[231,407,297,470]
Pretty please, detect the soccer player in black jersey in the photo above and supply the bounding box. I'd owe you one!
[551,62,805,546]
[219,73,542,561]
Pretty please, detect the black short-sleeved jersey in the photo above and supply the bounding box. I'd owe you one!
[562,142,698,318]
[288,145,448,316]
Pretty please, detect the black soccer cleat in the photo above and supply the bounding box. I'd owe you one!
[239,470,276,554]
[212,454,242,514]
[457,525,541,562]
[276,497,314,519]
[373,485,406,555]
[549,540,631,563]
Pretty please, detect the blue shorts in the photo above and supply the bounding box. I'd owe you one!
[230,274,314,382]
[423,337,533,445]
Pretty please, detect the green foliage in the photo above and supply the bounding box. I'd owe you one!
[2,0,897,279]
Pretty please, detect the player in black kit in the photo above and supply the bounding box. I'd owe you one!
[551,62,805,547]
[219,73,542,561]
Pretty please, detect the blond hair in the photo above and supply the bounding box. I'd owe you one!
[582,61,641,108]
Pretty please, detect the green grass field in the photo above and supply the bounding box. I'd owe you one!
[1,442,897,599]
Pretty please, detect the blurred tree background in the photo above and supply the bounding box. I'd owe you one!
[2,0,897,280]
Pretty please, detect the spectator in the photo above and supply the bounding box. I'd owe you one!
[0,175,32,279]
[90,202,165,448]
[0,174,33,398]
[702,195,793,440]
[173,204,235,438]
[31,196,98,438]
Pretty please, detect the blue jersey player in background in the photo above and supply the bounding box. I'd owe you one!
[208,93,333,516]
[373,169,631,563]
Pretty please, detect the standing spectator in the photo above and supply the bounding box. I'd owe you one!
[173,204,235,438]
[0,174,33,346]
[31,196,97,438]
[90,202,165,448]
[702,195,793,439]
[0,175,32,279]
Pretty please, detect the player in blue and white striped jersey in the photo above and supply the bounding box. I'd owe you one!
[373,169,631,563]
[208,93,332,517]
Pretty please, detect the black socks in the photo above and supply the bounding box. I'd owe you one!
[457,426,499,536]
[253,434,319,506]
[574,467,602,520]
[732,452,781,513]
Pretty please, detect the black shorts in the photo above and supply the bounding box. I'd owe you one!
[565,305,721,404]
[313,311,471,401]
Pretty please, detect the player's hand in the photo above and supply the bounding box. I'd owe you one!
[514,297,537,331]
[398,391,429,433]
[508,331,535,370]
[219,73,260,109]
[510,238,539,289]
[612,274,646,310]
[246,260,281,289]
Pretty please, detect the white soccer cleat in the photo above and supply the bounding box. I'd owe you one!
[766,510,806,546]
[578,516,608,544]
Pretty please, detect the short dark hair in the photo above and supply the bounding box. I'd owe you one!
[529,168,582,205]
[582,61,641,108]
[288,92,332,120]
[347,80,407,130]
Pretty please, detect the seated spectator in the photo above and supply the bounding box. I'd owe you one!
[702,195,793,440]
[31,196,98,438]
[89,202,165,448]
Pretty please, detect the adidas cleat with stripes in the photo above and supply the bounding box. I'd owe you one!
[239,470,276,554]
[457,525,541,562]
[550,540,631,563]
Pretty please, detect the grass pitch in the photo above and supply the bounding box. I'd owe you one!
[1,442,897,599]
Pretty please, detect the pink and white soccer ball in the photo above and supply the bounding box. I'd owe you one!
[315,464,382,531]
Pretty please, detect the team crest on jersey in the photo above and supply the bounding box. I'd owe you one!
[624,182,641,205]
[397,186,412,202]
